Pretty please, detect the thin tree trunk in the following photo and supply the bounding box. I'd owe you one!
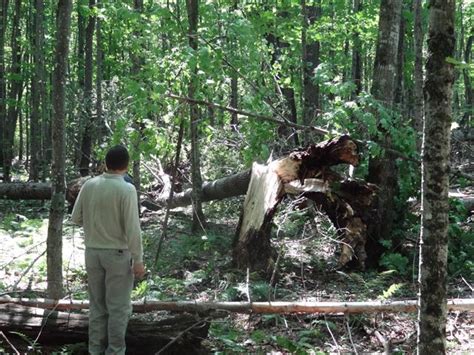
[461,35,473,126]
[187,0,206,232]
[365,0,402,266]
[413,0,424,151]
[95,1,104,145]
[131,0,144,204]
[417,0,455,352]
[3,0,22,182]
[29,0,46,181]
[47,0,73,299]
[394,5,406,107]
[0,0,8,168]
[301,0,321,140]
[351,0,363,97]
[79,0,95,176]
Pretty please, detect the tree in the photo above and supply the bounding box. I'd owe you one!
[417,0,455,352]
[301,0,321,141]
[3,0,22,182]
[0,0,8,169]
[413,0,424,151]
[79,0,95,176]
[366,0,403,264]
[47,0,73,299]
[187,0,206,232]
[29,0,46,181]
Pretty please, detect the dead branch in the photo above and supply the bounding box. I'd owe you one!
[1,297,472,314]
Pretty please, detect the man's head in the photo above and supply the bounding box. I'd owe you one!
[105,145,130,172]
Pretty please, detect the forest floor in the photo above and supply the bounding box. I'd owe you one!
[0,197,472,354]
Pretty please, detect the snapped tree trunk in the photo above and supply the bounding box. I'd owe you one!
[232,136,364,273]
[0,303,209,355]
[417,0,455,353]
[47,0,73,299]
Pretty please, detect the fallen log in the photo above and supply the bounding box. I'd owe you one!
[0,297,472,314]
[0,303,208,355]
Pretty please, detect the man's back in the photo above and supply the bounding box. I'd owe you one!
[71,173,142,262]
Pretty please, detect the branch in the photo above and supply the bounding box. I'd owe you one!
[166,93,330,136]
[1,297,472,314]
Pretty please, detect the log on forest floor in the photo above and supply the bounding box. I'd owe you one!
[1,297,473,314]
[0,303,209,355]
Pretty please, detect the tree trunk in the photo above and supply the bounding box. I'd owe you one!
[29,0,46,182]
[394,4,406,108]
[301,0,321,140]
[417,0,455,353]
[3,0,22,182]
[0,0,8,169]
[131,0,144,204]
[47,0,72,299]
[351,0,363,97]
[413,0,424,151]
[187,0,206,233]
[95,0,104,145]
[0,303,208,355]
[366,0,402,266]
[461,35,473,126]
[78,0,95,177]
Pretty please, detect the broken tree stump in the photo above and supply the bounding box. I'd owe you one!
[0,303,208,354]
[232,135,364,273]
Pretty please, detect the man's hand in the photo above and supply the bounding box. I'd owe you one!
[133,262,146,279]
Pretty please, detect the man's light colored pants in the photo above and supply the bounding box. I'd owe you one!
[85,248,134,355]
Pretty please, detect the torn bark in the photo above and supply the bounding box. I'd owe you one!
[1,298,472,314]
[232,135,365,272]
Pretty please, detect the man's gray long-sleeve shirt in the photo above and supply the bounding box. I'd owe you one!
[71,173,143,263]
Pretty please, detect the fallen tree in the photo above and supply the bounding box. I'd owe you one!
[0,303,208,354]
[1,297,472,314]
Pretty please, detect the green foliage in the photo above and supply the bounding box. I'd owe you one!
[380,253,409,276]
[447,198,473,278]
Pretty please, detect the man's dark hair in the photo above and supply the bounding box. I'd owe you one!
[105,145,130,171]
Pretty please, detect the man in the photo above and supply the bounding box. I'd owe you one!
[72,145,145,355]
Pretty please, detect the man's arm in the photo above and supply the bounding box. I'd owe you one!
[123,186,144,278]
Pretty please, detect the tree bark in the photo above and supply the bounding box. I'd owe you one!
[417,0,455,353]
[413,0,424,151]
[187,0,206,233]
[95,0,104,145]
[47,0,73,299]
[233,136,361,272]
[2,298,472,314]
[351,0,363,97]
[0,303,208,354]
[461,35,473,126]
[3,0,22,182]
[366,0,402,266]
[0,0,8,169]
[78,0,95,177]
[301,0,321,139]
[29,0,46,182]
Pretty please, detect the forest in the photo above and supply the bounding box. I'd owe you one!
[0,0,472,353]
